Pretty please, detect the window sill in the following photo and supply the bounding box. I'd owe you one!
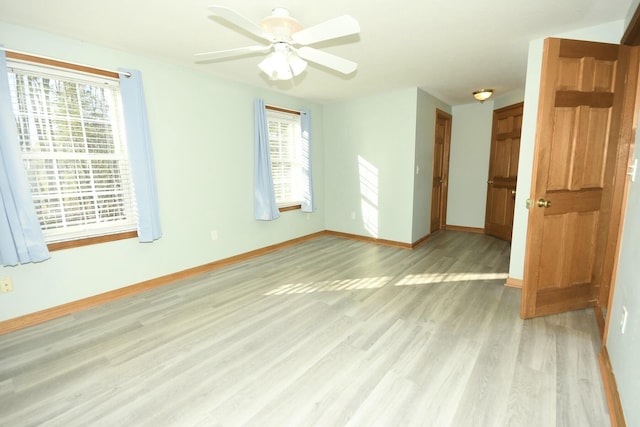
[278,204,302,212]
[47,230,139,252]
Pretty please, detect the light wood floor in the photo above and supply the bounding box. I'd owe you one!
[0,231,609,426]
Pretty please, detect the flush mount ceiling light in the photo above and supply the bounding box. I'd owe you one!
[473,89,494,103]
[195,6,360,81]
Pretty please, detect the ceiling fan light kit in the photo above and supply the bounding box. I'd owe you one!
[473,89,494,102]
[258,43,307,80]
[196,6,360,81]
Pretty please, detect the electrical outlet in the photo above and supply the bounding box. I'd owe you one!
[621,306,628,334]
[0,277,13,293]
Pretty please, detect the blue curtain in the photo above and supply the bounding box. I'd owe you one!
[254,98,280,220]
[118,68,162,242]
[300,109,314,213]
[0,50,51,266]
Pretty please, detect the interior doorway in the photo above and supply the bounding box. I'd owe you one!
[430,109,452,233]
[484,102,523,242]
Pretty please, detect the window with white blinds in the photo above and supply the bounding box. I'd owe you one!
[266,108,303,208]
[6,60,137,243]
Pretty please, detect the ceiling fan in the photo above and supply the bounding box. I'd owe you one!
[195,6,360,81]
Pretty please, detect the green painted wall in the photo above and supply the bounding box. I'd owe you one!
[447,102,494,229]
[607,125,640,427]
[0,21,326,321]
[0,22,456,321]
[324,88,417,243]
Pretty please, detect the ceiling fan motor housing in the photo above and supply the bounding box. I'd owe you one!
[260,8,302,41]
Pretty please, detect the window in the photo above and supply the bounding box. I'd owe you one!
[266,107,303,209]
[6,57,138,245]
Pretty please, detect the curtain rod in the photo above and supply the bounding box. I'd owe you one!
[0,47,131,78]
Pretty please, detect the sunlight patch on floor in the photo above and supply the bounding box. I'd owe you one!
[265,276,391,295]
[264,271,510,295]
[396,272,508,286]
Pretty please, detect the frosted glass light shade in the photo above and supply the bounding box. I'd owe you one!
[473,89,494,102]
[259,52,291,80]
[288,52,307,76]
[258,44,307,80]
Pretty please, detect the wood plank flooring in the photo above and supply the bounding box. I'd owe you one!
[0,231,609,426]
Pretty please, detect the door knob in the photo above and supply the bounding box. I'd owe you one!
[537,198,551,208]
[511,190,516,195]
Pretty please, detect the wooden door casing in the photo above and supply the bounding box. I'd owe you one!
[431,109,452,233]
[522,38,630,319]
[485,102,523,242]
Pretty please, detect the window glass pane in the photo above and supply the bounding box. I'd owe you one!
[7,61,137,243]
[266,109,302,207]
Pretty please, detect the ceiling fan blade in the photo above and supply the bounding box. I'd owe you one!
[296,47,357,75]
[292,15,360,46]
[194,45,272,62]
[208,6,273,42]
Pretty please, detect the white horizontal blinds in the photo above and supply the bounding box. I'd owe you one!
[7,61,137,243]
[266,109,302,206]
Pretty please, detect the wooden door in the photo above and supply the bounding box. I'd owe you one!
[521,38,630,319]
[484,102,523,241]
[431,109,452,233]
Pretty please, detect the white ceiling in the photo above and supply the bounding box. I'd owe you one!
[0,0,634,105]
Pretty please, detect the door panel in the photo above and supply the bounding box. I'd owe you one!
[484,103,523,241]
[537,211,598,288]
[521,38,629,319]
[430,109,452,233]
